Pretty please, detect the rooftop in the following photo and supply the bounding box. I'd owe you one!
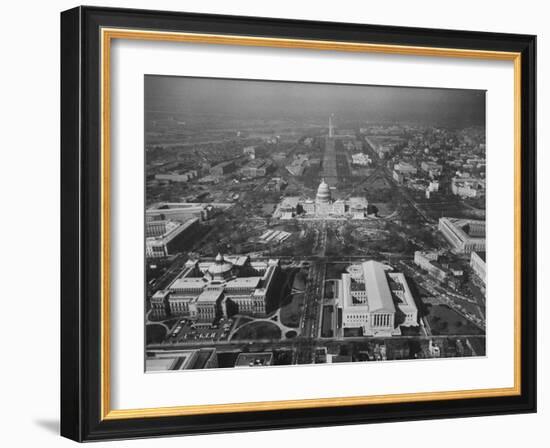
[197,288,224,303]
[147,202,207,211]
[387,272,415,308]
[440,217,486,241]
[225,277,262,288]
[146,357,179,372]
[362,261,396,313]
[349,197,368,209]
[473,251,486,262]
[342,261,396,313]
[170,277,207,290]
[281,196,300,208]
[244,159,269,168]
[190,349,217,370]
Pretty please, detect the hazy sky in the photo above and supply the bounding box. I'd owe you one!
[145,75,485,126]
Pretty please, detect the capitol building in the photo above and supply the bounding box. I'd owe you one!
[279,179,369,220]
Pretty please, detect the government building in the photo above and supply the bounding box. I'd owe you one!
[470,251,486,285]
[146,202,216,222]
[150,254,280,321]
[336,261,419,336]
[438,217,486,254]
[279,179,369,220]
[145,218,200,259]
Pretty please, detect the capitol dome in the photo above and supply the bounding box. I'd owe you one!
[207,253,234,281]
[316,179,331,203]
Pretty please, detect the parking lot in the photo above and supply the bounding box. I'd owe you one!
[165,317,237,344]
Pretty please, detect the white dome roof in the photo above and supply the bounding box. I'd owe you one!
[207,253,234,279]
[316,179,331,202]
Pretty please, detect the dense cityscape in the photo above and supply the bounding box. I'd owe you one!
[144,77,486,371]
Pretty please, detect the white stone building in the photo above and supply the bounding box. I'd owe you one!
[451,177,486,198]
[470,251,486,285]
[414,251,448,282]
[279,179,368,220]
[145,218,200,259]
[439,217,486,254]
[337,261,418,336]
[151,254,280,321]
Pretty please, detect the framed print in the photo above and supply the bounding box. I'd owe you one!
[60,6,537,442]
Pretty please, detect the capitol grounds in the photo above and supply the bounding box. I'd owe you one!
[147,208,485,368]
[146,250,486,365]
[144,104,486,367]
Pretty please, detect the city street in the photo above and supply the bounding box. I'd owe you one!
[296,261,326,363]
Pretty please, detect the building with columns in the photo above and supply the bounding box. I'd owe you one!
[337,260,418,336]
[438,217,486,254]
[150,254,280,321]
[279,179,368,220]
[145,218,200,259]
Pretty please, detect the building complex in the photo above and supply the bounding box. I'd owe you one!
[279,179,369,220]
[414,251,449,282]
[451,177,486,198]
[151,254,280,321]
[470,251,486,285]
[146,202,217,222]
[285,154,309,176]
[351,152,371,166]
[438,217,486,253]
[336,261,418,336]
[145,218,200,259]
[240,159,272,178]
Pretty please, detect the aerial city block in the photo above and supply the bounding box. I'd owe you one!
[144,76,486,371]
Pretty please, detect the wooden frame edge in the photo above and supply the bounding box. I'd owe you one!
[99,27,523,421]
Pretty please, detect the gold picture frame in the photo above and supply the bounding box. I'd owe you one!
[61,6,536,441]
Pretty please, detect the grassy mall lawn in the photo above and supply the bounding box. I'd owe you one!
[325,263,349,279]
[279,293,305,328]
[417,201,476,221]
[292,271,307,292]
[231,321,282,340]
[146,324,167,344]
[321,305,334,338]
[265,268,295,314]
[453,297,485,320]
[343,328,363,337]
[232,315,254,331]
[324,280,337,299]
[400,325,421,336]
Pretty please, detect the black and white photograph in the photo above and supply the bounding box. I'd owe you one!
[0,0,543,444]
[144,76,487,372]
